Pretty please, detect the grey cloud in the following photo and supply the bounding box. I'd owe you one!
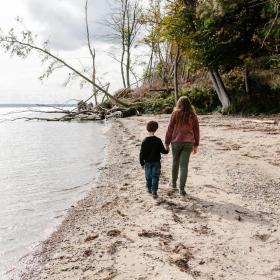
[27,0,113,50]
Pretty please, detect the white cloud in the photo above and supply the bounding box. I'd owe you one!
[27,0,112,50]
[0,0,148,104]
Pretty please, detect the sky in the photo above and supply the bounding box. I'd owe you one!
[0,0,146,104]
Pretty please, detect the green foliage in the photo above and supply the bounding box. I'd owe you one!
[181,87,220,113]
[160,0,278,69]
[135,87,219,114]
[141,98,164,114]
[224,73,280,114]
[140,95,175,114]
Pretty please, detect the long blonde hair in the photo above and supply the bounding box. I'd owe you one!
[172,96,196,127]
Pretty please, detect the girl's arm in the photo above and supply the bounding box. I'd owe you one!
[165,113,175,146]
[193,115,200,147]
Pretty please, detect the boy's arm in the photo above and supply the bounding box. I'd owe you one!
[159,139,169,154]
[139,141,145,166]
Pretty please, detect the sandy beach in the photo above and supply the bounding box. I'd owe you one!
[17,114,280,280]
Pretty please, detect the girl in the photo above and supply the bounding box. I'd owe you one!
[165,96,200,196]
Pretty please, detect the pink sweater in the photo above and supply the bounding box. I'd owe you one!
[165,112,200,146]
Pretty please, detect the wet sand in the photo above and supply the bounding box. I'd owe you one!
[17,114,280,280]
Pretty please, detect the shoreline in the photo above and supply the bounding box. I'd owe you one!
[6,121,111,280]
[14,114,280,280]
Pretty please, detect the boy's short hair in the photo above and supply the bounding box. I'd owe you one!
[147,121,158,132]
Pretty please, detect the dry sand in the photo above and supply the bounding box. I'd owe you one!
[16,114,280,280]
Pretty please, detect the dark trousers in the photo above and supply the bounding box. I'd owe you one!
[171,143,193,191]
[144,161,161,193]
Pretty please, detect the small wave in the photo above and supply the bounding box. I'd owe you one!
[50,181,92,193]
[54,215,63,219]
[22,209,35,212]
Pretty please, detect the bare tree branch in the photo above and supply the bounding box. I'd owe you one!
[0,35,129,107]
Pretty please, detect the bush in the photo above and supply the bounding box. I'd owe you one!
[141,98,165,114]
[136,87,218,114]
[137,95,175,114]
[226,75,280,114]
[180,87,220,113]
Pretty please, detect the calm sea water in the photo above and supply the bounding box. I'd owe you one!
[0,107,107,278]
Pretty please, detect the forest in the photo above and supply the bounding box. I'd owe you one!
[0,0,279,118]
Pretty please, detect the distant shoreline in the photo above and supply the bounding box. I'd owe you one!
[0,104,76,108]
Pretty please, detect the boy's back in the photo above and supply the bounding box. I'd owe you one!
[140,136,167,166]
[139,121,168,198]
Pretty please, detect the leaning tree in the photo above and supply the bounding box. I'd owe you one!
[0,4,129,108]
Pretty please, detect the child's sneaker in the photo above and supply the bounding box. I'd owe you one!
[152,192,158,199]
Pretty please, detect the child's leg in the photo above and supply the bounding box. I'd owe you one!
[144,162,152,193]
[179,143,193,191]
[171,144,182,188]
[151,162,161,193]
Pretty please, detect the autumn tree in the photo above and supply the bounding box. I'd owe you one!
[108,0,143,90]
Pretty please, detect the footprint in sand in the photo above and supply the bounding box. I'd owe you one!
[253,233,271,242]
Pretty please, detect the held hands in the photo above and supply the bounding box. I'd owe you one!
[165,144,170,153]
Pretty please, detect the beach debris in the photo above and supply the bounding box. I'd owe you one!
[172,213,182,223]
[83,248,93,257]
[172,243,188,254]
[235,209,248,215]
[169,252,192,273]
[253,233,271,242]
[193,225,212,235]
[138,230,173,240]
[169,245,199,276]
[116,210,126,217]
[95,267,118,280]
[107,229,121,237]
[85,234,99,242]
[6,103,139,122]
[107,241,123,255]
[236,215,243,222]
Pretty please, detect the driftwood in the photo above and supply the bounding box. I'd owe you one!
[246,119,278,125]
[1,102,139,122]
[106,107,138,119]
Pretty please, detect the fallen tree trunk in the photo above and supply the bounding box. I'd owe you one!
[2,104,139,122]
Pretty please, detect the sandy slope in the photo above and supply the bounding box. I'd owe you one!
[17,114,280,280]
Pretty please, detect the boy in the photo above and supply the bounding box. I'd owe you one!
[140,121,169,198]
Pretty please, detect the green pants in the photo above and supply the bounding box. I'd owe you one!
[171,143,193,191]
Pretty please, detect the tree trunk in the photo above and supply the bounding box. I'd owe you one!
[85,0,98,106]
[146,47,154,83]
[121,45,127,88]
[120,0,127,89]
[244,65,250,95]
[126,43,131,90]
[92,53,98,106]
[186,68,190,82]
[174,45,180,103]
[209,69,230,110]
